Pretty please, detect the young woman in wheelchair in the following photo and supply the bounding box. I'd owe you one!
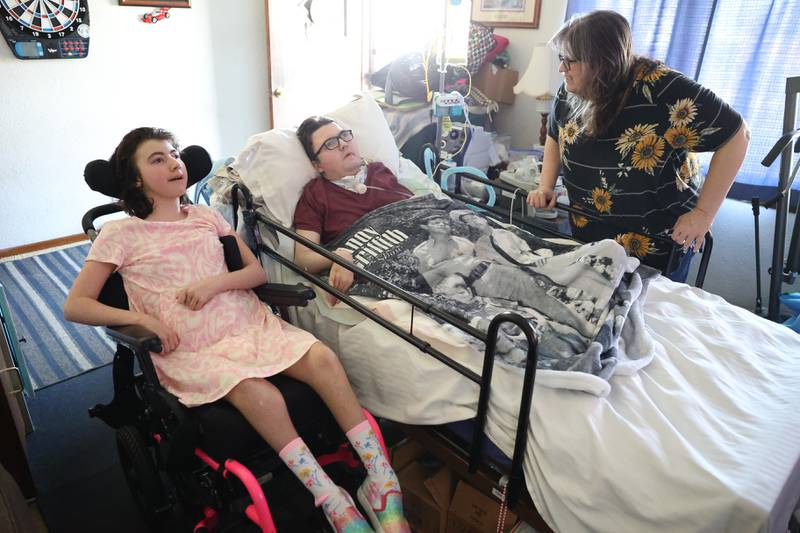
[64,127,410,533]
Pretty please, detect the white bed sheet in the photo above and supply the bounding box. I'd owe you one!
[510,278,800,533]
[271,258,800,533]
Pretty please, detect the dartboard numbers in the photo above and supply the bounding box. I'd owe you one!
[0,0,90,59]
[1,0,79,33]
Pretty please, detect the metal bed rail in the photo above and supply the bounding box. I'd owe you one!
[441,169,714,288]
[232,186,541,510]
[229,164,715,510]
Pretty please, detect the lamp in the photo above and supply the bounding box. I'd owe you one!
[534,94,553,147]
[514,42,557,148]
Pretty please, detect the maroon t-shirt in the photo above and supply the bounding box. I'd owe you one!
[293,162,412,244]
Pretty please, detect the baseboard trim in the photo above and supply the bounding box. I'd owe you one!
[0,234,88,259]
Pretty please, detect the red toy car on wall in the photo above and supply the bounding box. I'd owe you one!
[142,8,170,24]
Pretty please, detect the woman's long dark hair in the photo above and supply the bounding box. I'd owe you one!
[112,127,179,219]
[550,10,658,138]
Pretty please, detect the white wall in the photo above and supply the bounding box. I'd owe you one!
[493,0,567,150]
[207,0,270,156]
[0,0,269,249]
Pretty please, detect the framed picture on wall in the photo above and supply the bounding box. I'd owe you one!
[471,0,541,29]
[118,0,191,7]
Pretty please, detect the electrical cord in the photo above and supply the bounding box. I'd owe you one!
[508,187,524,224]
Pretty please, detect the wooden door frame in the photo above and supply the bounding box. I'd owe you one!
[264,0,274,130]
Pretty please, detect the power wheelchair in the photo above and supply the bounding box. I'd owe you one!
[80,146,389,532]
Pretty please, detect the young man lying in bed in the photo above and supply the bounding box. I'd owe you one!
[293,116,413,301]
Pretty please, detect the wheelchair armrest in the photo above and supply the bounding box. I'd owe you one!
[104,324,163,354]
[252,283,316,307]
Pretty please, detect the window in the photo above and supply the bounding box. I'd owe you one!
[368,0,469,75]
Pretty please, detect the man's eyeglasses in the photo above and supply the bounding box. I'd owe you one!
[558,54,580,71]
[313,129,354,158]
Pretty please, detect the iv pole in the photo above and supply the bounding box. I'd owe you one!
[433,0,449,165]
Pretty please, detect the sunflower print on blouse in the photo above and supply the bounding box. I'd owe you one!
[571,204,589,228]
[668,98,698,127]
[636,62,669,83]
[664,125,700,150]
[630,134,666,175]
[635,62,670,103]
[547,63,743,271]
[613,103,710,177]
[558,120,581,169]
[615,123,658,157]
[590,187,613,213]
[615,232,656,258]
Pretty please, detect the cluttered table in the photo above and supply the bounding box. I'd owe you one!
[491,148,572,236]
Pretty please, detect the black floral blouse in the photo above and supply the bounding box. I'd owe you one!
[548,62,743,270]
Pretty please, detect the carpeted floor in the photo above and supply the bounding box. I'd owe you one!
[0,243,115,390]
[26,364,147,533]
[25,364,365,532]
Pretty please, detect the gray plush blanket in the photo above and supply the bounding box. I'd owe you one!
[329,195,660,395]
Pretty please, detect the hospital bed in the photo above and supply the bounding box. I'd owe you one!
[210,94,800,533]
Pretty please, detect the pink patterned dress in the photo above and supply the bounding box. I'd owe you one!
[87,204,318,407]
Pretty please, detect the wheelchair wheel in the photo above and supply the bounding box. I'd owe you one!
[117,425,170,529]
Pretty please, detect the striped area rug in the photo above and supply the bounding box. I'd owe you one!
[0,242,116,390]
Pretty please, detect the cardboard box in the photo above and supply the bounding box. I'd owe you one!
[446,480,518,533]
[390,437,426,473]
[474,63,519,105]
[397,460,456,533]
[509,520,537,532]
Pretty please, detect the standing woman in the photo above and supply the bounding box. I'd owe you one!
[527,10,750,281]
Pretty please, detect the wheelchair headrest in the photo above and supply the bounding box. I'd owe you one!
[84,145,213,199]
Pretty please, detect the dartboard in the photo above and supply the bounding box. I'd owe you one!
[0,0,90,59]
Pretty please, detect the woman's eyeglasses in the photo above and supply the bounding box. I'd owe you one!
[313,129,354,158]
[558,54,579,71]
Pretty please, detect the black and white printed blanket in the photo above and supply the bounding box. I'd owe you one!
[328,195,660,396]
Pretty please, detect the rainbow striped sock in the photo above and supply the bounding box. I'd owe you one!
[322,487,374,533]
[357,481,409,533]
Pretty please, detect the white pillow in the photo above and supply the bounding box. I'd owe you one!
[230,93,400,227]
[231,128,316,228]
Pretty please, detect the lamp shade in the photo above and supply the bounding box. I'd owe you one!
[514,42,554,98]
